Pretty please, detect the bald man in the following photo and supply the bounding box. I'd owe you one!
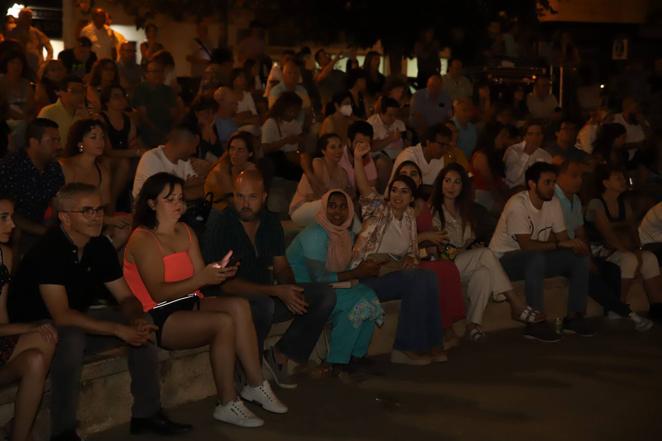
[409,74,451,138]
[451,97,478,157]
[201,170,336,389]
[7,7,53,75]
[80,7,116,60]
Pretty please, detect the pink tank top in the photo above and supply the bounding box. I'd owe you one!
[123,225,203,312]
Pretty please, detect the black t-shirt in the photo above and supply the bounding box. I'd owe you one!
[58,49,97,77]
[8,227,122,323]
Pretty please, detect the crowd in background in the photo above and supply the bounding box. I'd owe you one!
[0,6,662,441]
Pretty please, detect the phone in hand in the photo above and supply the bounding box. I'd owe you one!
[214,250,233,269]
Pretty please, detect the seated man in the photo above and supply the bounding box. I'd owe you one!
[489,162,594,342]
[38,76,88,147]
[132,122,207,201]
[409,74,451,137]
[367,97,405,189]
[556,159,652,331]
[503,120,552,189]
[391,123,452,189]
[202,169,336,389]
[546,118,588,165]
[640,201,662,265]
[0,118,64,256]
[7,183,190,441]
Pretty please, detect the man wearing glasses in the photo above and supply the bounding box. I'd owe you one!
[8,184,191,441]
[38,75,90,146]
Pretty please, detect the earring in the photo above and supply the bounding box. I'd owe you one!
[78,144,84,153]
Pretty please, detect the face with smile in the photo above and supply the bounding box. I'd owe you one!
[326,192,349,227]
[0,200,16,244]
[388,180,413,212]
[322,136,344,164]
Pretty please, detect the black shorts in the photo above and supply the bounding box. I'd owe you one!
[149,296,200,348]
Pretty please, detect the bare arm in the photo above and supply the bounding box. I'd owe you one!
[593,207,631,252]
[353,142,373,197]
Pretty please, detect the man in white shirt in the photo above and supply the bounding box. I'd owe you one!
[503,121,552,189]
[441,59,473,100]
[489,162,593,342]
[133,123,205,200]
[612,97,649,146]
[268,61,311,126]
[526,76,559,120]
[80,8,116,60]
[368,97,406,189]
[640,202,662,265]
[576,107,607,154]
[391,123,452,187]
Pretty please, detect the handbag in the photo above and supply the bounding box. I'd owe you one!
[181,192,214,236]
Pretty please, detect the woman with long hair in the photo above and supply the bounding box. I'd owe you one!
[86,58,119,113]
[0,196,57,441]
[429,164,543,340]
[34,59,66,112]
[363,51,385,100]
[124,173,286,427]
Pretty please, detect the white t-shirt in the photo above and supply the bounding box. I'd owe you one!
[612,113,646,144]
[367,114,406,159]
[576,122,598,154]
[377,218,411,257]
[133,146,197,199]
[237,91,258,115]
[391,144,444,186]
[260,118,303,153]
[526,93,558,120]
[639,202,662,246]
[489,191,567,257]
[503,141,553,189]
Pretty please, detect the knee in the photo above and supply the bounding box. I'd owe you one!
[310,286,337,315]
[20,349,49,377]
[227,297,253,321]
[640,251,660,278]
[250,296,275,325]
[213,312,235,337]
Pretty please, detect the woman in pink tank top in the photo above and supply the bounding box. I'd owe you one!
[124,173,287,429]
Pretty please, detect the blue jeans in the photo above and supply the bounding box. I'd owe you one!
[499,249,589,315]
[361,269,442,352]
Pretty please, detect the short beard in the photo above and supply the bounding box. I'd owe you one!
[238,209,259,222]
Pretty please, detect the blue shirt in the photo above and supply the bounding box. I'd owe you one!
[554,185,583,239]
[452,117,477,158]
[409,89,451,127]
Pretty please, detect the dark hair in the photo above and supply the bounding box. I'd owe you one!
[317,133,341,154]
[430,163,475,236]
[60,75,83,90]
[363,51,381,73]
[65,118,107,157]
[380,97,400,113]
[133,173,185,229]
[554,117,577,133]
[424,123,452,144]
[557,158,585,174]
[387,174,418,206]
[595,164,625,194]
[347,120,373,142]
[524,162,558,189]
[89,58,119,87]
[25,118,59,147]
[475,122,517,178]
[593,123,627,162]
[314,48,325,64]
[227,131,255,156]
[77,36,92,47]
[170,121,200,139]
[523,119,545,134]
[325,91,352,117]
[0,50,27,76]
[347,68,367,89]
[231,67,247,86]
[100,84,126,110]
[269,91,303,120]
[190,94,218,114]
[145,23,158,34]
[150,50,175,68]
[393,160,423,189]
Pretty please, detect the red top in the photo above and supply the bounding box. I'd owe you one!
[123,225,203,312]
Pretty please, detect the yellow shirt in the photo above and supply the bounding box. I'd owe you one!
[37,99,78,147]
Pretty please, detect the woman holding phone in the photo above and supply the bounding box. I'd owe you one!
[123,172,287,428]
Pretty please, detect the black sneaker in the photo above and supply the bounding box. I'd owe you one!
[563,317,596,337]
[649,303,662,322]
[523,322,561,343]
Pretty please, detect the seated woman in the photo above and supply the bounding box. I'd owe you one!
[319,92,354,147]
[60,118,131,248]
[441,120,470,171]
[429,164,544,341]
[585,165,662,317]
[34,59,66,113]
[350,142,444,366]
[185,95,223,162]
[0,196,57,441]
[287,190,383,373]
[231,68,261,132]
[87,59,120,114]
[204,131,257,212]
[99,85,145,211]
[290,134,353,226]
[123,172,286,428]
[391,161,465,349]
[471,122,519,213]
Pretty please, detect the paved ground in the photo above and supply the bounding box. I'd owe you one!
[92,320,662,441]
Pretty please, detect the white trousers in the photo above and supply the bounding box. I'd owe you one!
[454,248,513,325]
[606,250,660,279]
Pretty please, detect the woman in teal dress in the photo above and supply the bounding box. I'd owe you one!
[286,190,384,370]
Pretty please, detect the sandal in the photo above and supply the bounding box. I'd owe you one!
[468,327,485,342]
[513,306,545,324]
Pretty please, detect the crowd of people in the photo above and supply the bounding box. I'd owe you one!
[0,6,662,441]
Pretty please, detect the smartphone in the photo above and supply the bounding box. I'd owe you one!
[214,250,233,269]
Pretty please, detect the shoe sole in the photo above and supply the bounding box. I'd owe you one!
[523,334,561,343]
[213,415,264,428]
[263,357,298,389]
[240,395,288,414]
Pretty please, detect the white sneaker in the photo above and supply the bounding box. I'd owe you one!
[629,312,654,332]
[213,399,264,428]
[240,380,288,414]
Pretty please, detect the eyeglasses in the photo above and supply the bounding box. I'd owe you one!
[64,206,105,218]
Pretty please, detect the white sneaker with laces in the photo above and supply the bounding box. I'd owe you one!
[240,380,288,414]
[213,399,264,428]
[629,312,654,332]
